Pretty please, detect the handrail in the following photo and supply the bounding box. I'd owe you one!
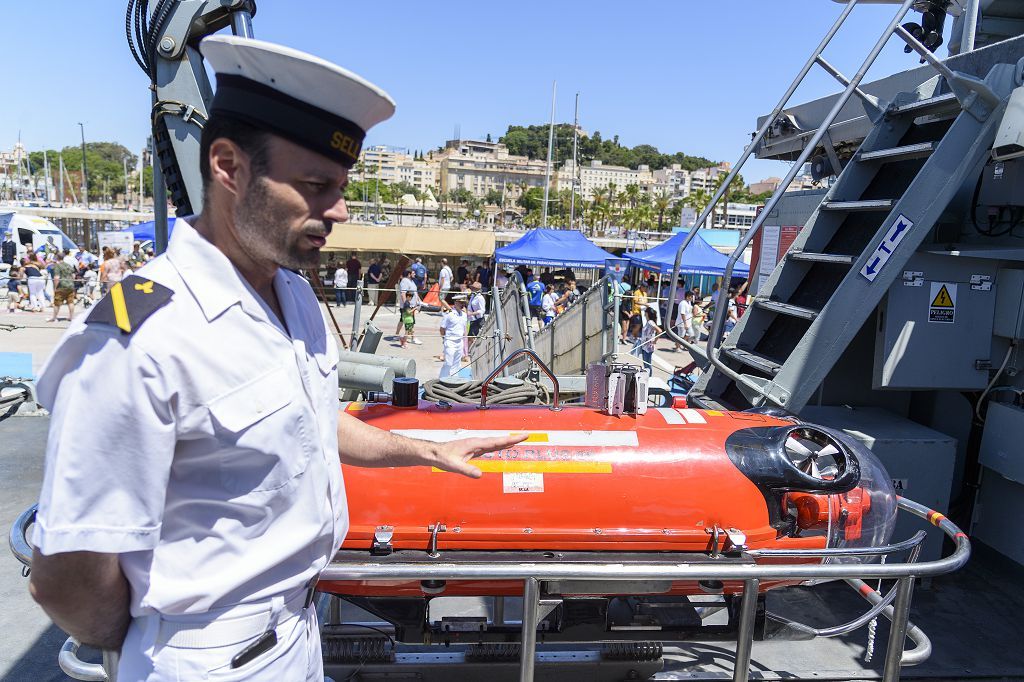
[663,0,865,350]
[11,497,968,682]
[316,497,967,582]
[478,348,561,411]
[9,503,35,568]
[701,0,920,406]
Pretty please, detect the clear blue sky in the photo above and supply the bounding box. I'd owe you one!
[3,1,951,182]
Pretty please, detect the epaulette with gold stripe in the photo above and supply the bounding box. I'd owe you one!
[86,275,173,335]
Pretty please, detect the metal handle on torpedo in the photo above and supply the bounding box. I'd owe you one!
[478,348,561,411]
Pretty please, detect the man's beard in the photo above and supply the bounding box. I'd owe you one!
[233,176,330,270]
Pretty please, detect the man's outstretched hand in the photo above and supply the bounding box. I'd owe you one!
[427,434,527,479]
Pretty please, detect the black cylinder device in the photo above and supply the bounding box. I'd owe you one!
[392,377,420,408]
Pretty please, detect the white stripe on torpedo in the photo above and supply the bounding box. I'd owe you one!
[655,408,687,425]
[391,429,639,447]
[678,409,706,424]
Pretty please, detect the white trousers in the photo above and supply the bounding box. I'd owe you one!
[27,277,45,309]
[119,598,322,681]
[439,340,463,378]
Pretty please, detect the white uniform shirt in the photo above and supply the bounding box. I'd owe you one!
[676,299,693,328]
[33,218,345,616]
[334,268,348,289]
[541,292,556,316]
[468,292,486,321]
[440,308,467,346]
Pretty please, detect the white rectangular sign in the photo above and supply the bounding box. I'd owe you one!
[97,231,135,254]
[503,472,544,493]
[758,225,781,291]
[860,213,913,282]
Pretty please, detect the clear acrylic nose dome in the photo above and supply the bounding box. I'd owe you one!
[782,425,898,566]
[822,426,898,562]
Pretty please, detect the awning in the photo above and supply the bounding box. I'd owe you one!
[324,224,495,257]
[120,218,176,242]
[494,228,615,269]
[626,229,749,277]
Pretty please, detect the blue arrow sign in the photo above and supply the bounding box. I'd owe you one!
[861,213,914,283]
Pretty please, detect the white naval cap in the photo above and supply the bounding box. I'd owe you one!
[199,35,396,167]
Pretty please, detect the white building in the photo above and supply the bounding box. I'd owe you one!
[436,139,548,200]
[557,159,656,201]
[353,145,438,195]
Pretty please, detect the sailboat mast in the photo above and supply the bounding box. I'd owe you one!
[541,80,556,228]
[569,92,579,231]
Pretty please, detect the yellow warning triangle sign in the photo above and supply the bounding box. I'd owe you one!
[931,285,954,308]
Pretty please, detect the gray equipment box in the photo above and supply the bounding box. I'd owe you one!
[801,406,956,562]
[874,253,997,390]
[978,159,1024,208]
[973,469,1024,567]
[993,268,1024,339]
[980,400,1024,485]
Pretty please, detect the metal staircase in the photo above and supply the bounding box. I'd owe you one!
[661,0,1019,413]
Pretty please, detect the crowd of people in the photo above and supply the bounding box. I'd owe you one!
[319,250,751,380]
[1,230,156,320]
[611,275,750,373]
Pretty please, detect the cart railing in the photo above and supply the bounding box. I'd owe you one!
[11,497,969,682]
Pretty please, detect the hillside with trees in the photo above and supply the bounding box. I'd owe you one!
[27,142,150,202]
[500,124,715,171]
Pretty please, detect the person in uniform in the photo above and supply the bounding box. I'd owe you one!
[439,293,469,377]
[28,36,522,681]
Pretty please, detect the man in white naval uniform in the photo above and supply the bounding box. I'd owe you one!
[28,36,522,681]
[438,294,469,378]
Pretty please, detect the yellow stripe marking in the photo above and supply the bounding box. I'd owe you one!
[433,461,612,474]
[928,511,947,526]
[346,402,366,411]
[706,410,724,416]
[516,433,550,443]
[110,282,131,333]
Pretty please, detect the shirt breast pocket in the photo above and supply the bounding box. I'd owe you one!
[207,365,311,494]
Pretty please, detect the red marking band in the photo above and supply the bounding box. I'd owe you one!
[859,583,875,596]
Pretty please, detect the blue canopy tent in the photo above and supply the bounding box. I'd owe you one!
[121,218,176,243]
[626,230,749,277]
[494,228,616,268]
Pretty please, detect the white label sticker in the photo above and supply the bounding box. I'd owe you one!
[928,282,957,324]
[861,213,914,282]
[503,472,544,493]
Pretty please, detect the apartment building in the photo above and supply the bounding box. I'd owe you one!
[353,145,438,195]
[435,139,548,199]
[748,175,818,195]
[557,159,656,201]
[651,162,732,199]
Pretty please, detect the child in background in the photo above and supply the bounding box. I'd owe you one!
[399,290,419,348]
[637,306,662,375]
[5,266,22,313]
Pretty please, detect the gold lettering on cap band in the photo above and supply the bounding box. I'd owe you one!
[330,131,361,161]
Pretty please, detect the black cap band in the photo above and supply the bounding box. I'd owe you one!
[210,74,365,167]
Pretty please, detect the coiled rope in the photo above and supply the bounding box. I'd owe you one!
[421,377,550,406]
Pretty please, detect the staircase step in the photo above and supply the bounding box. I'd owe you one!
[721,346,782,375]
[821,199,895,212]
[754,299,820,321]
[890,91,959,117]
[787,251,856,265]
[860,141,937,163]
[685,391,733,412]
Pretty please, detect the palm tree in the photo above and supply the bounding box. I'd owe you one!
[684,189,712,229]
[653,193,672,231]
[624,183,641,210]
